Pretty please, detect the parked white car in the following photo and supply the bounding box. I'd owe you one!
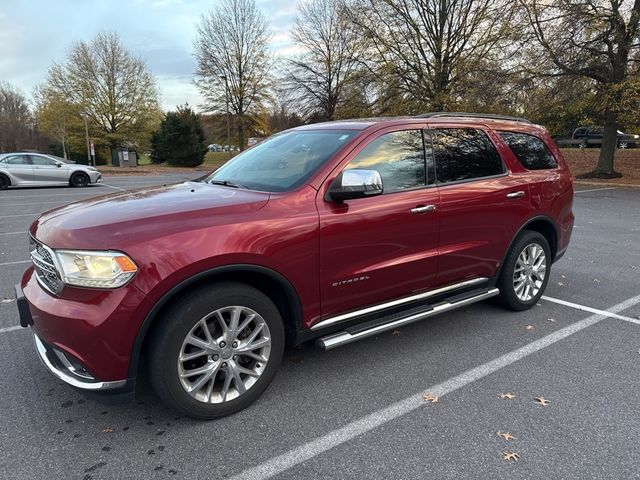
[0,153,101,189]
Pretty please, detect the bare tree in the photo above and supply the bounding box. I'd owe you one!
[46,32,160,156]
[194,0,272,149]
[521,0,640,177]
[0,82,34,152]
[286,0,368,121]
[345,0,518,112]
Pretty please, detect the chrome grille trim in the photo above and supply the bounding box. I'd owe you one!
[30,236,63,295]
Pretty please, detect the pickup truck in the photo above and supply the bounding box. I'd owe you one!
[556,126,639,149]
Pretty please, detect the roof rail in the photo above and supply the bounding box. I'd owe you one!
[416,112,532,124]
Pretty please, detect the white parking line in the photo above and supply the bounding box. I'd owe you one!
[574,187,616,194]
[542,295,640,325]
[0,213,38,218]
[230,292,640,480]
[0,201,77,207]
[0,260,30,267]
[101,183,127,192]
[0,326,22,334]
[0,231,25,236]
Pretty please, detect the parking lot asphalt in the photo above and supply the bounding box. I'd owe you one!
[0,176,639,479]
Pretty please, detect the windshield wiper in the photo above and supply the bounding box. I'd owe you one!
[208,179,244,189]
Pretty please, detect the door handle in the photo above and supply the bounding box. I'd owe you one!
[506,191,525,199]
[410,205,437,214]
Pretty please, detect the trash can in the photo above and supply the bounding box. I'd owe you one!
[116,149,138,167]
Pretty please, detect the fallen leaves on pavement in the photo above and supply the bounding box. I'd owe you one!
[1,299,14,304]
[503,452,520,462]
[525,325,534,331]
[422,393,439,403]
[499,392,516,400]
[392,330,401,336]
[534,397,551,406]
[497,431,516,441]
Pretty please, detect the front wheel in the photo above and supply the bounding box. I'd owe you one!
[148,282,284,419]
[70,172,90,187]
[497,230,551,311]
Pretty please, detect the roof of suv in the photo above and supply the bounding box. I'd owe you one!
[293,112,539,132]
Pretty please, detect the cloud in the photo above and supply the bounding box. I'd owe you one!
[1,0,299,111]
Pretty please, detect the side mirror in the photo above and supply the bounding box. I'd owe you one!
[56,163,63,168]
[328,169,383,202]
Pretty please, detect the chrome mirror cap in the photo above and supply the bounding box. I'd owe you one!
[329,169,383,202]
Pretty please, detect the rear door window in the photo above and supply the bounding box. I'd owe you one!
[3,155,31,165]
[499,132,558,170]
[431,128,504,184]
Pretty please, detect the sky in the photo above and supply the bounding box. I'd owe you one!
[0,0,299,111]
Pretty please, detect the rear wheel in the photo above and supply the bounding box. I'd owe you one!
[618,141,629,149]
[497,230,551,311]
[0,174,9,190]
[148,282,284,419]
[70,172,89,187]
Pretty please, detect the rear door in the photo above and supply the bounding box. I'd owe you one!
[30,155,69,183]
[430,126,532,285]
[317,127,441,320]
[1,155,34,183]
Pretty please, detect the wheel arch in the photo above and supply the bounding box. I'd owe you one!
[128,264,303,379]
[497,215,558,280]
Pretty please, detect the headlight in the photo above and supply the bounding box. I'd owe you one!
[54,250,138,288]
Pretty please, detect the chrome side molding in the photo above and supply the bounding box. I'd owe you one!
[311,277,488,331]
[317,288,499,350]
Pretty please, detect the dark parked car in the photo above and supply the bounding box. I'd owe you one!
[16,113,574,419]
[571,126,638,148]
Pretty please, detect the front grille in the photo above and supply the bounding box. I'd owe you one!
[30,237,63,294]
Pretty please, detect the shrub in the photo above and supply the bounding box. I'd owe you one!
[150,105,208,167]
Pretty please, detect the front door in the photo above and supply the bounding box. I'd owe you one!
[30,155,69,183]
[317,128,440,321]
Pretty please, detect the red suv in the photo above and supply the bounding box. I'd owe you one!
[15,113,574,419]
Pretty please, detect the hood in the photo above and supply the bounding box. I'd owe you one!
[31,181,270,249]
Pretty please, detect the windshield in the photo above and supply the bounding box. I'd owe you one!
[204,129,358,192]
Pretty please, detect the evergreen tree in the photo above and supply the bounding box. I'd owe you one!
[151,105,208,167]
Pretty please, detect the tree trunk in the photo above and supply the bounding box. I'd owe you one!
[238,115,245,151]
[591,108,622,178]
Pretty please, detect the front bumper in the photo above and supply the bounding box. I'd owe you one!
[33,334,127,390]
[17,267,153,391]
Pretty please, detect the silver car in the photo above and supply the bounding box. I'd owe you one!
[0,153,101,189]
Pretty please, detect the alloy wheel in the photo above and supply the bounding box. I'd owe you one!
[512,243,547,302]
[177,306,271,404]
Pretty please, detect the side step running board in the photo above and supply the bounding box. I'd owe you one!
[316,287,499,350]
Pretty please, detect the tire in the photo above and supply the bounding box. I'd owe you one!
[496,230,551,312]
[148,282,285,420]
[578,142,587,149]
[70,172,90,187]
[0,174,9,190]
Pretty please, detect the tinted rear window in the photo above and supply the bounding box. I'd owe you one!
[432,128,504,183]
[499,132,557,170]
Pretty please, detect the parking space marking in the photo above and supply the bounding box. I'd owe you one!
[0,213,38,219]
[0,231,25,236]
[574,187,616,194]
[0,260,30,267]
[101,183,127,192]
[230,292,640,480]
[542,295,640,325]
[0,201,78,207]
[0,326,22,334]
